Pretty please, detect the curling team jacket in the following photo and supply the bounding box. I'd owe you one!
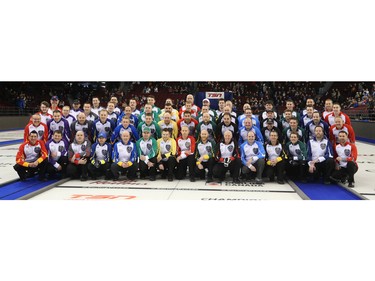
[90,141,112,163]
[307,136,334,165]
[157,138,177,161]
[195,139,216,162]
[47,118,71,142]
[333,141,358,168]
[215,138,240,163]
[68,139,92,164]
[285,140,307,161]
[24,122,48,143]
[16,140,48,167]
[136,137,158,162]
[240,140,266,166]
[176,135,196,159]
[112,140,137,166]
[45,138,69,168]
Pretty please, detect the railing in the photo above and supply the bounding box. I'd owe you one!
[345,108,375,122]
[0,106,35,116]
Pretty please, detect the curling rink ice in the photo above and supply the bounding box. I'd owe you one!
[1,129,375,200]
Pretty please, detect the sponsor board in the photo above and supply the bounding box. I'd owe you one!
[205,92,224,99]
[58,179,179,189]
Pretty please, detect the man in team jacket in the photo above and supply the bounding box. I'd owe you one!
[213,130,241,183]
[157,129,177,181]
[285,132,308,183]
[240,131,265,184]
[88,132,112,180]
[330,131,358,187]
[14,130,48,181]
[45,130,69,179]
[67,130,91,181]
[136,127,158,181]
[264,131,287,184]
[194,130,216,183]
[176,126,196,182]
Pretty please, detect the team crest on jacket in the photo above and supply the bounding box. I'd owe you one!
[320,143,326,150]
[102,149,107,156]
[34,147,41,153]
[344,149,350,156]
[59,126,63,132]
[185,142,191,149]
[228,145,234,152]
[166,144,171,151]
[58,145,64,152]
[147,143,152,150]
[295,149,301,155]
[253,147,259,154]
[81,144,86,151]
[150,128,155,134]
[127,146,133,153]
[82,127,88,133]
[275,147,281,154]
[105,127,110,132]
[207,128,213,134]
[38,130,44,137]
[206,146,212,153]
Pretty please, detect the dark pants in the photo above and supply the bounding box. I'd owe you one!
[46,156,68,179]
[139,156,157,178]
[286,160,307,181]
[88,162,111,179]
[213,158,241,181]
[195,157,215,180]
[241,158,265,180]
[266,159,286,181]
[331,161,358,183]
[310,158,335,181]
[13,159,47,180]
[111,162,138,180]
[67,162,88,179]
[159,157,177,178]
[176,155,195,180]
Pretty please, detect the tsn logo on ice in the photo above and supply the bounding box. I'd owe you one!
[205,92,224,99]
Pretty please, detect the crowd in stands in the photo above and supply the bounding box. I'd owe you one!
[13,89,361,189]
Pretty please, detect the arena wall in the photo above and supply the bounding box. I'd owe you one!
[0,116,30,130]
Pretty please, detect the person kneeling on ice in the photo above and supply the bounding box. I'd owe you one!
[157,129,177,181]
[264,131,287,184]
[45,130,69,179]
[213,130,241,183]
[195,129,216,183]
[14,130,48,181]
[330,131,358,188]
[240,130,265,184]
[285,132,308,183]
[67,130,91,181]
[307,126,335,185]
[136,127,158,181]
[88,132,112,180]
[111,131,138,181]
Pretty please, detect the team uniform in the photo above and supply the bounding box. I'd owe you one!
[67,139,91,180]
[329,124,356,144]
[107,111,119,125]
[111,140,138,180]
[194,139,216,181]
[85,112,99,122]
[300,114,313,128]
[47,118,71,142]
[331,142,358,186]
[238,126,263,146]
[324,112,352,127]
[261,126,282,143]
[24,122,48,143]
[45,138,69,179]
[69,108,84,120]
[137,121,161,140]
[62,114,76,127]
[70,120,94,143]
[93,118,116,142]
[91,106,104,117]
[117,113,139,128]
[240,140,266,182]
[136,137,158,180]
[307,137,335,183]
[282,126,306,144]
[14,139,48,181]
[34,112,53,125]
[238,115,261,130]
[213,138,241,182]
[264,141,287,183]
[111,123,139,143]
[158,120,178,140]
[305,119,330,140]
[285,140,308,181]
[177,118,198,137]
[195,121,217,142]
[157,137,177,181]
[176,135,196,181]
[88,141,112,180]
[216,122,238,142]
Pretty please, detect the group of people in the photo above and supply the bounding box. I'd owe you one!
[14,92,359,188]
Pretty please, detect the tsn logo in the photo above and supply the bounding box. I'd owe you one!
[70,194,137,200]
[206,92,224,99]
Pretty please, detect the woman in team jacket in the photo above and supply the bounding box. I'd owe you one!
[194,129,216,183]
[264,130,287,184]
[285,132,308,183]
[213,130,241,183]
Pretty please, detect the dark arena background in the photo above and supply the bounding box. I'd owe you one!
[1,81,375,200]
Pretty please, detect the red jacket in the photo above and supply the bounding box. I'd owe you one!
[16,140,48,167]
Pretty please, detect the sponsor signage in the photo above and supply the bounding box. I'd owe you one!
[205,92,224,99]
[70,194,136,200]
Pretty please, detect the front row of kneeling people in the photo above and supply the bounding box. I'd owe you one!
[15,124,358,188]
